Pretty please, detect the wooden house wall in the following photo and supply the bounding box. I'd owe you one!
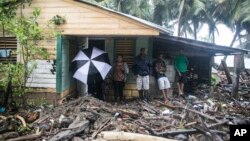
[22,0,159,37]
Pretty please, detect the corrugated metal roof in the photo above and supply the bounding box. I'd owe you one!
[155,35,249,55]
[75,0,173,35]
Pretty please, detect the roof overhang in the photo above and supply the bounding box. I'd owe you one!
[155,35,249,56]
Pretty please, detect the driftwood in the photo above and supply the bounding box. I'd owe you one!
[139,101,160,114]
[159,101,223,123]
[116,109,140,118]
[193,116,224,141]
[144,116,171,121]
[0,132,18,140]
[99,131,178,141]
[6,133,41,141]
[30,115,49,127]
[72,137,84,141]
[184,121,198,127]
[16,115,26,127]
[141,124,226,137]
[91,118,111,138]
[48,121,89,141]
[194,125,223,141]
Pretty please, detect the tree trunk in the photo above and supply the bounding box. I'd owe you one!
[219,26,240,84]
[193,19,197,40]
[223,25,240,61]
[100,131,178,141]
[221,60,232,84]
[232,54,245,98]
[178,0,185,36]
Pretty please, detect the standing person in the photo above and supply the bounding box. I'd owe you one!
[113,55,129,102]
[88,76,104,100]
[174,48,188,98]
[132,48,152,101]
[153,53,171,103]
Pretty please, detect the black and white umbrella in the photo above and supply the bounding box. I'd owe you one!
[72,47,111,84]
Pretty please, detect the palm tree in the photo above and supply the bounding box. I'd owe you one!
[211,0,250,61]
[153,0,178,28]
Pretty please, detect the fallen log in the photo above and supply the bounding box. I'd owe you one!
[6,133,41,141]
[0,132,18,140]
[91,118,111,138]
[99,131,178,141]
[141,124,226,137]
[48,121,89,141]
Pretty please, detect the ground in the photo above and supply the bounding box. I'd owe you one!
[0,70,250,141]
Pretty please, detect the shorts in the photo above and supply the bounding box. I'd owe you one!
[157,77,170,90]
[176,72,187,83]
[136,75,149,90]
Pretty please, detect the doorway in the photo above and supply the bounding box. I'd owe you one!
[88,38,106,100]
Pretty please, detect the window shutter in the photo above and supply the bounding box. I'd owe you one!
[115,39,134,68]
[0,37,17,63]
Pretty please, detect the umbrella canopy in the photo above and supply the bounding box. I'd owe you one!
[72,47,111,84]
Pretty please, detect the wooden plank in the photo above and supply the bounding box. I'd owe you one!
[28,1,74,8]
[22,6,91,13]
[37,40,57,46]
[119,21,144,28]
[32,68,54,74]
[60,23,119,29]
[37,17,119,24]
[61,29,159,35]
[27,78,56,84]
[28,88,56,93]
[29,74,56,79]
[26,83,56,88]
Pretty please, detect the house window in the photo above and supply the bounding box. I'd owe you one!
[0,37,17,63]
[115,39,135,68]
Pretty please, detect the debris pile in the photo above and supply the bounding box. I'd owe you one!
[1,93,250,141]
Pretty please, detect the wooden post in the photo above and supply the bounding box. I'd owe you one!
[232,54,245,98]
[221,60,232,84]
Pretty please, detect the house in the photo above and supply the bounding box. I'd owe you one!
[1,0,248,104]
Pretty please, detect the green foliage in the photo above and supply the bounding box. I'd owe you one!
[50,14,66,25]
[17,125,31,134]
[0,1,52,104]
[211,74,220,86]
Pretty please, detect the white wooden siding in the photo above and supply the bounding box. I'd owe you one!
[26,60,56,88]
